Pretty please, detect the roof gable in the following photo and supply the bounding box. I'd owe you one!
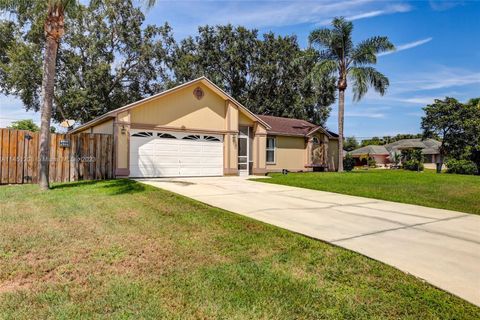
[71,77,269,133]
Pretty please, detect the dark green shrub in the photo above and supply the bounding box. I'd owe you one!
[445,159,478,175]
[343,153,355,172]
[403,160,424,171]
[367,157,376,168]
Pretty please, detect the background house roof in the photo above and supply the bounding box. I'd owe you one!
[385,138,441,155]
[256,115,337,138]
[349,145,389,156]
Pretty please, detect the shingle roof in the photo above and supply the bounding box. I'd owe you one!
[256,115,337,138]
[385,138,441,155]
[349,145,389,156]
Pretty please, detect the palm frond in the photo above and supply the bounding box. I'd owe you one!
[349,66,389,101]
[312,59,337,78]
[308,28,333,49]
[351,36,395,65]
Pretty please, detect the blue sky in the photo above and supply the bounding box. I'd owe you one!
[1,0,479,139]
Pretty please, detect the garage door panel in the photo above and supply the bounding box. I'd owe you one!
[130,165,179,177]
[133,156,179,167]
[130,130,224,178]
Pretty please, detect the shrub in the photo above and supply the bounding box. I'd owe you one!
[367,157,376,168]
[343,154,355,172]
[445,159,478,175]
[403,160,424,171]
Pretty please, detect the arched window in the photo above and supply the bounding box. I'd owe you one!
[204,135,221,142]
[157,133,177,139]
[131,132,153,137]
[182,135,201,140]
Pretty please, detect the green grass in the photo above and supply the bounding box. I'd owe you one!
[0,179,479,319]
[254,170,480,215]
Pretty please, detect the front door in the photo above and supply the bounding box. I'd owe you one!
[238,126,249,176]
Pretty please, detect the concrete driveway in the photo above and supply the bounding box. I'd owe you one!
[138,176,480,306]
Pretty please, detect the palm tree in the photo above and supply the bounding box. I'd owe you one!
[309,17,394,172]
[0,0,156,189]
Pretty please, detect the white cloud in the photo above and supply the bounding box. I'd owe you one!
[378,37,433,56]
[429,0,463,11]
[398,96,438,105]
[393,67,480,91]
[149,0,412,37]
[346,112,385,118]
[317,2,411,25]
[346,3,411,21]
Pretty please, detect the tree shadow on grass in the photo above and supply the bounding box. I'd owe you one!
[102,179,146,195]
[51,179,146,195]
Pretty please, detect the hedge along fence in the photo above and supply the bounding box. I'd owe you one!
[0,128,114,184]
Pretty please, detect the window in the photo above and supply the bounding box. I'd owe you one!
[131,132,153,137]
[182,135,201,140]
[312,137,320,144]
[204,135,220,142]
[266,136,276,164]
[157,133,177,139]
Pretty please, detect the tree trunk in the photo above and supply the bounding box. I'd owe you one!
[337,88,345,172]
[38,36,59,190]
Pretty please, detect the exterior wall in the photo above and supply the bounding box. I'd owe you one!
[224,101,239,175]
[266,135,307,172]
[78,119,114,134]
[239,112,254,126]
[129,83,226,131]
[253,123,267,175]
[115,112,130,176]
[373,155,389,165]
[328,139,339,171]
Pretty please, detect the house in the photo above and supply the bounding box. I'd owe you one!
[71,77,339,178]
[348,138,442,168]
[348,145,390,166]
[384,139,442,166]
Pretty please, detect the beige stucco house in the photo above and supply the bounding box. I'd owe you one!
[71,77,339,178]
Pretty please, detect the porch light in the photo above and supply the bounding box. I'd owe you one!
[121,125,126,135]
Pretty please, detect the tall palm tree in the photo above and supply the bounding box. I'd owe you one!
[0,0,156,190]
[309,17,394,172]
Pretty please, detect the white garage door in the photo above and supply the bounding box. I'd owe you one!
[129,130,223,177]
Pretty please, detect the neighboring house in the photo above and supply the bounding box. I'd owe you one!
[348,138,442,168]
[384,139,442,165]
[349,145,390,166]
[71,77,339,178]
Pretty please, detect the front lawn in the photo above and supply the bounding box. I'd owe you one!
[255,170,480,215]
[1,179,478,319]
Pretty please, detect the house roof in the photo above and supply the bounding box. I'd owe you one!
[70,76,270,133]
[256,115,337,138]
[385,138,441,155]
[349,145,390,156]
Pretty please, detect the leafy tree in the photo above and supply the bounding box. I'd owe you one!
[421,97,479,172]
[172,26,336,126]
[0,0,158,189]
[1,1,172,124]
[360,133,425,146]
[361,136,384,146]
[309,17,394,171]
[0,0,77,189]
[343,136,359,151]
[7,119,39,131]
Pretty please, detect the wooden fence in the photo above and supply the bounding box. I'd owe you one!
[0,129,114,184]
